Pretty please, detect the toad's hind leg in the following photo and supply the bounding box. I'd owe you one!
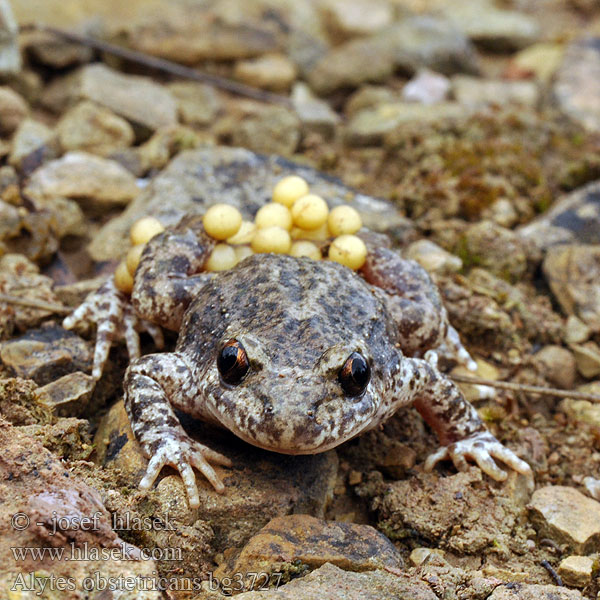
[361,246,476,369]
[124,352,232,508]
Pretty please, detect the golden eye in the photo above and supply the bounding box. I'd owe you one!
[217,339,249,385]
[338,352,370,397]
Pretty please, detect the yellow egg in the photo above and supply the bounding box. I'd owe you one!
[227,220,256,245]
[206,244,237,271]
[234,245,254,263]
[290,223,330,241]
[272,175,310,208]
[129,216,165,246]
[251,226,292,254]
[114,260,134,293]
[328,205,362,236]
[203,204,243,240]
[328,234,367,270]
[126,244,145,276]
[289,241,322,260]
[255,203,293,231]
[291,194,329,230]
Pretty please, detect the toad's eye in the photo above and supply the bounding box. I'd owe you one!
[217,339,249,385]
[338,352,370,397]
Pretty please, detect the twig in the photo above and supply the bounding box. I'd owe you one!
[451,374,600,403]
[20,23,293,108]
[0,293,72,315]
[540,559,562,586]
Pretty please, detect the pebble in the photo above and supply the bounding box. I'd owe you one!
[167,81,221,127]
[404,239,462,274]
[534,345,577,389]
[234,53,297,92]
[8,118,56,173]
[557,555,595,588]
[560,396,600,429]
[542,244,600,333]
[528,486,600,553]
[488,584,583,600]
[0,86,28,135]
[401,69,451,105]
[518,180,600,251]
[0,324,92,385]
[570,342,600,379]
[233,563,436,600]
[25,151,140,207]
[409,547,445,566]
[34,371,96,417]
[345,85,397,117]
[564,315,591,345]
[452,76,539,107]
[322,0,394,40]
[0,0,21,75]
[509,42,564,82]
[554,37,600,133]
[291,82,340,140]
[56,100,135,156]
[215,514,402,585]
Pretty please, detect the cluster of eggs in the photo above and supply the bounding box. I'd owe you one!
[114,175,367,294]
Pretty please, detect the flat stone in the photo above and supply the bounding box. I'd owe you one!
[345,102,464,146]
[561,394,600,428]
[8,118,57,174]
[0,0,21,75]
[94,400,338,551]
[488,583,583,600]
[291,82,340,139]
[233,562,436,600]
[509,42,565,82]
[518,180,600,251]
[216,515,401,585]
[34,371,96,417]
[25,151,140,206]
[234,54,297,92]
[56,100,134,156]
[307,16,478,94]
[554,38,600,133]
[564,315,591,344]
[542,244,600,332]
[322,0,393,40]
[0,86,28,135]
[345,85,397,117]
[404,239,462,274]
[534,345,577,389]
[167,81,221,127]
[88,146,413,261]
[571,342,600,378]
[0,324,92,385]
[528,486,600,553]
[452,76,539,107]
[558,555,595,588]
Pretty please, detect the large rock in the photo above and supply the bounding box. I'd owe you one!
[88,146,414,261]
[518,180,600,251]
[554,37,600,133]
[307,16,478,94]
[528,486,600,553]
[42,63,178,134]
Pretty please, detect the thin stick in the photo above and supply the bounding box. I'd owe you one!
[0,293,72,315]
[20,24,293,108]
[451,373,600,403]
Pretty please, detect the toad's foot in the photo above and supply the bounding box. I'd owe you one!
[63,277,164,379]
[424,431,532,482]
[425,324,477,371]
[139,434,232,508]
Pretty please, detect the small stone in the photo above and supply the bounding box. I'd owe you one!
[561,396,600,428]
[534,345,577,389]
[56,100,135,156]
[489,583,583,600]
[34,372,96,417]
[528,486,600,553]
[167,81,221,126]
[291,82,340,140]
[558,555,595,588]
[234,54,297,92]
[452,359,499,402]
[452,76,539,107]
[485,198,519,228]
[24,31,93,68]
[231,106,300,157]
[404,239,462,274]
[542,244,600,332]
[8,118,56,173]
[571,342,600,379]
[554,38,600,133]
[0,0,21,74]
[402,69,451,105]
[345,85,396,117]
[136,125,203,172]
[565,316,591,344]
[0,86,28,135]
[509,42,565,82]
[0,324,92,385]
[25,151,140,207]
[409,547,445,566]
[322,0,393,40]
[215,514,402,584]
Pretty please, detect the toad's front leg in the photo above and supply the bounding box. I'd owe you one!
[125,352,231,508]
[400,358,532,481]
